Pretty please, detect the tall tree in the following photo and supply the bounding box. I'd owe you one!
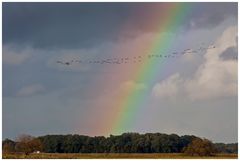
[15,134,42,155]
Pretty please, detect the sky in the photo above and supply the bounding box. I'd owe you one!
[2,2,238,143]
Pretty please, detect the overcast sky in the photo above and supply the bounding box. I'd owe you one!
[3,2,238,143]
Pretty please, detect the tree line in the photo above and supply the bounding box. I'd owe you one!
[2,133,238,155]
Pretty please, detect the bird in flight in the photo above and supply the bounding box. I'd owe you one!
[57,61,71,65]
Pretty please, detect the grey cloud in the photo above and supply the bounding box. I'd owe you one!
[185,3,237,30]
[220,47,238,60]
[152,26,238,101]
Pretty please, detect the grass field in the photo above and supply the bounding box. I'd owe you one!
[2,153,238,159]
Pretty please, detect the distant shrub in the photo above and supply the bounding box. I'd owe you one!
[183,138,217,156]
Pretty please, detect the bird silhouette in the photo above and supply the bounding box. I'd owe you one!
[57,61,71,65]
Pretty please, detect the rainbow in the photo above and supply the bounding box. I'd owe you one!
[110,3,193,135]
[78,3,194,136]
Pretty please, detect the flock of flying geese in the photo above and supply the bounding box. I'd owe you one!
[56,44,235,66]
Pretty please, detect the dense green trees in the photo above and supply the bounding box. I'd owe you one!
[38,133,203,153]
[214,143,238,154]
[3,133,237,154]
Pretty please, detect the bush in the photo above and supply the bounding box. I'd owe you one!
[183,138,216,156]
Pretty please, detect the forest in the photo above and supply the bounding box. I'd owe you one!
[2,132,237,155]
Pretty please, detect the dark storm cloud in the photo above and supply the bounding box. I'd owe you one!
[3,2,237,49]
[3,3,133,49]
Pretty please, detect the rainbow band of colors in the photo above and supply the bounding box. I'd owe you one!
[111,3,192,135]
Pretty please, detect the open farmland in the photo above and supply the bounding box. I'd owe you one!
[3,153,238,159]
